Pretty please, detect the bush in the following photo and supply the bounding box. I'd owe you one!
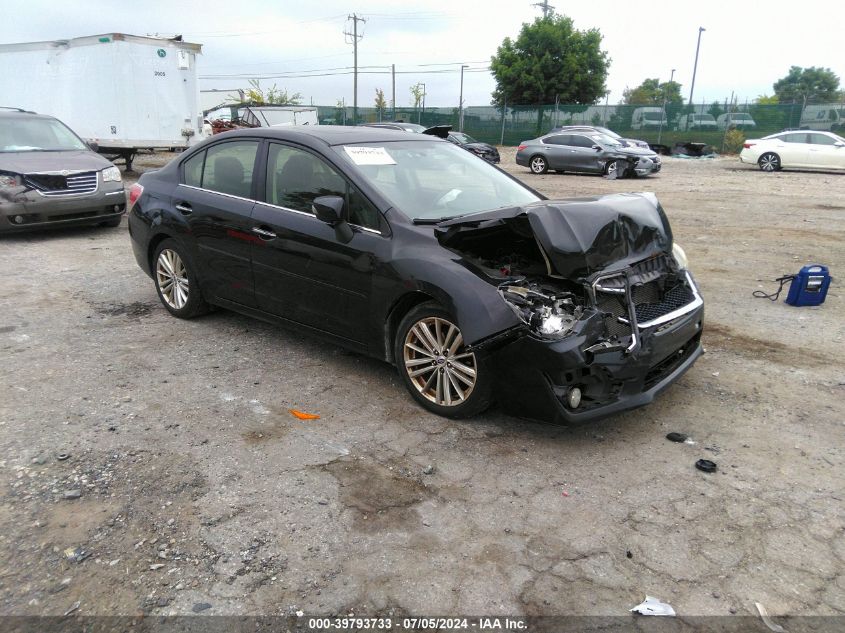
[723,128,746,154]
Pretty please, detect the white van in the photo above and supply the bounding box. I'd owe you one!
[680,113,718,130]
[717,112,756,130]
[631,107,668,130]
[800,104,845,131]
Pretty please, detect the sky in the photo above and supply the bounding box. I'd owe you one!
[3,0,845,110]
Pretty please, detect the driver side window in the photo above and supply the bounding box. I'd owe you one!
[266,143,381,230]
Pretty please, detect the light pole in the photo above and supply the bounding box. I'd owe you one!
[687,27,705,123]
[459,64,468,132]
[421,82,426,124]
[657,68,675,146]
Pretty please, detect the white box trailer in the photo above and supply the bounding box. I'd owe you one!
[0,33,204,170]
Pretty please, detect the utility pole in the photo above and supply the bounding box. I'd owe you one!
[459,64,468,132]
[391,64,396,121]
[421,83,426,125]
[688,27,705,121]
[344,14,366,125]
[532,0,555,18]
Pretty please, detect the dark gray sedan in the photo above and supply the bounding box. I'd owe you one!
[516,131,661,178]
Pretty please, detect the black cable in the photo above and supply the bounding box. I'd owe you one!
[753,275,795,301]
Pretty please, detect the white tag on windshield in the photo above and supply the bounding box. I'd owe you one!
[344,146,396,165]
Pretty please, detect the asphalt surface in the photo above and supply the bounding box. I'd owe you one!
[1,150,843,621]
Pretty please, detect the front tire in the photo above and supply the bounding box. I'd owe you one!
[605,159,621,179]
[394,302,492,418]
[152,239,209,319]
[529,155,548,174]
[758,152,781,172]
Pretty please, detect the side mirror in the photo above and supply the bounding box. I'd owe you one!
[592,145,601,151]
[87,141,100,152]
[313,195,353,243]
[835,141,845,147]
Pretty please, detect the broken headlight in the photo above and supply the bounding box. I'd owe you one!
[499,280,584,339]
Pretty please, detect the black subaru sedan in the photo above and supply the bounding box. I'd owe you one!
[128,126,703,423]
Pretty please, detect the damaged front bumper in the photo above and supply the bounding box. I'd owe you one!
[0,182,126,232]
[483,271,704,424]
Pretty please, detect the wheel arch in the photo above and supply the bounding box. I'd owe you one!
[383,291,439,364]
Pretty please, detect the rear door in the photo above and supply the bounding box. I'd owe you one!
[777,133,810,167]
[174,139,260,306]
[540,134,572,170]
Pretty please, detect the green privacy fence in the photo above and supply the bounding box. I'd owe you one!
[316,101,845,149]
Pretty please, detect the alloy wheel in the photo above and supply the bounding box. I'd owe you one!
[156,249,189,310]
[403,316,477,407]
[530,156,547,174]
[759,153,780,172]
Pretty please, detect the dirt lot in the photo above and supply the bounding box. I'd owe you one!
[1,148,843,622]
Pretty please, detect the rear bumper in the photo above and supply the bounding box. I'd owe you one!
[0,185,126,232]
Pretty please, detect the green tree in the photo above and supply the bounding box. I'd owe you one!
[374,88,388,121]
[622,78,683,106]
[749,94,787,133]
[409,84,424,108]
[773,66,840,104]
[708,101,725,119]
[241,79,302,105]
[490,14,610,132]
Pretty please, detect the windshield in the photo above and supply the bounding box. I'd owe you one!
[335,140,540,221]
[590,133,624,148]
[594,127,621,139]
[0,117,88,152]
[643,112,664,121]
[450,132,477,144]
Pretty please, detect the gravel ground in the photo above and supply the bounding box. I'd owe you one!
[1,147,843,620]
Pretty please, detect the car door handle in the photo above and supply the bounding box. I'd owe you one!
[251,226,277,240]
[175,202,192,215]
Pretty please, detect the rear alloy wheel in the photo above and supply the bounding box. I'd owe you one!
[758,152,781,172]
[529,155,548,174]
[395,302,492,418]
[153,239,209,319]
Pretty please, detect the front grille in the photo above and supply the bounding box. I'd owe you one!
[24,171,98,196]
[635,282,695,323]
[595,256,697,339]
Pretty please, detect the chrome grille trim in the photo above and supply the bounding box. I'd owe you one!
[24,171,99,197]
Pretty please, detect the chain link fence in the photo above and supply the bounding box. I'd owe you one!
[316,101,845,150]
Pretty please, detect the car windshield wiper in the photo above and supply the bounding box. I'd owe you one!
[412,217,455,225]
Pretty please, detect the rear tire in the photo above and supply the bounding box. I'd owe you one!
[529,155,548,174]
[394,302,493,418]
[758,152,781,172]
[152,239,210,319]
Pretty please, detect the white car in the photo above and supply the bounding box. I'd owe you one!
[739,130,845,172]
[681,113,718,130]
[717,112,756,130]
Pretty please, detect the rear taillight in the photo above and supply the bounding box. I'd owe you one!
[742,142,755,149]
[128,183,144,212]
[517,144,526,151]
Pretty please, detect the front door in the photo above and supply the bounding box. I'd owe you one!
[249,142,389,347]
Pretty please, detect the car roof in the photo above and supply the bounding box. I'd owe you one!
[208,125,436,148]
[0,108,51,120]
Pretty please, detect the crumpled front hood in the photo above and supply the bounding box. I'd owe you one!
[0,150,112,174]
[436,193,673,279]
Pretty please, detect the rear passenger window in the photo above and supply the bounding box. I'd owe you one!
[543,135,570,145]
[183,151,205,187]
[202,141,259,198]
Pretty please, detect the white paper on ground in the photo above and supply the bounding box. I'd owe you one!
[630,595,676,616]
